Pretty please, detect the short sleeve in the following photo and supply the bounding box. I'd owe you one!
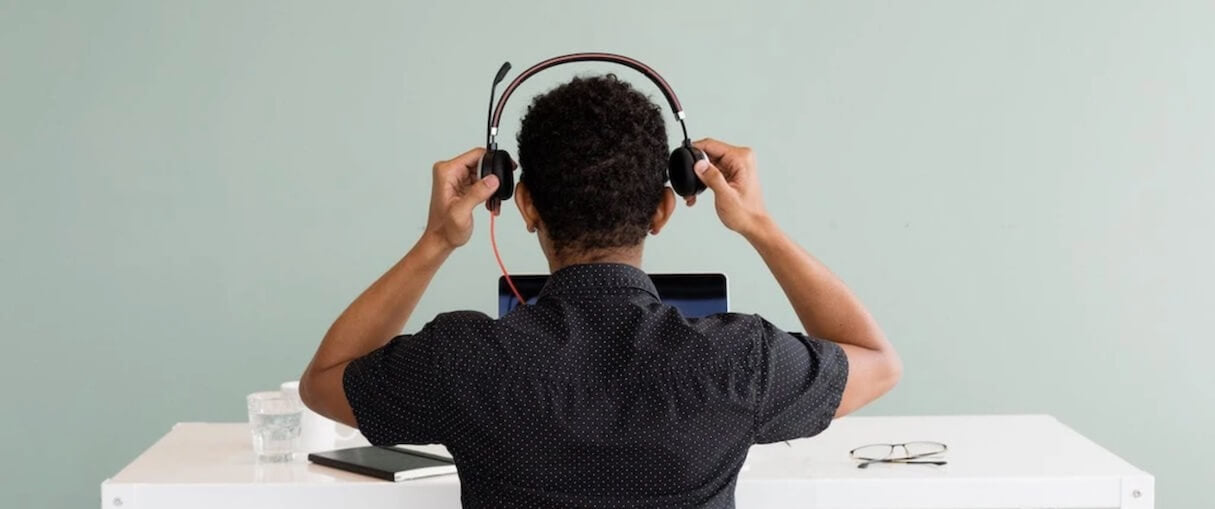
[343,330,445,445]
[754,317,849,444]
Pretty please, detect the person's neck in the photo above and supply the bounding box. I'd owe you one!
[547,246,643,272]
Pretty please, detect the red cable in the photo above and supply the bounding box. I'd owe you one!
[490,210,526,306]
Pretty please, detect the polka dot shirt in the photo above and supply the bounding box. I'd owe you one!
[343,263,848,508]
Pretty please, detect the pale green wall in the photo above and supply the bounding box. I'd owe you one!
[2,1,1212,507]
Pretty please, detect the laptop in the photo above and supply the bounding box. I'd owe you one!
[498,273,728,318]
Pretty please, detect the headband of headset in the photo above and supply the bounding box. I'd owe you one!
[485,53,690,148]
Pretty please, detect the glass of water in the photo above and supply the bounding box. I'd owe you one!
[246,390,303,462]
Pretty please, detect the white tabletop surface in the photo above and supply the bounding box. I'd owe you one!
[103,414,1155,508]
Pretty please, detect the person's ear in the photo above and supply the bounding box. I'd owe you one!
[514,182,542,233]
[649,187,677,235]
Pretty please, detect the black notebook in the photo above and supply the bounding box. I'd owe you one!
[308,446,457,482]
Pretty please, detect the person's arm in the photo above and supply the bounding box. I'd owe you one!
[691,138,901,417]
[299,148,501,427]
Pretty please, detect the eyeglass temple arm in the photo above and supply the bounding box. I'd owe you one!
[857,458,949,469]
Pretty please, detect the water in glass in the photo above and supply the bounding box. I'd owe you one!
[247,391,302,462]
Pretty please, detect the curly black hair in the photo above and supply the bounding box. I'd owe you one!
[517,74,669,257]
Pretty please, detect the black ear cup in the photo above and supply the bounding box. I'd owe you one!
[479,149,516,203]
[668,146,707,197]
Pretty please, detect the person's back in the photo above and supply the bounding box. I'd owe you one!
[389,264,841,506]
[300,72,901,508]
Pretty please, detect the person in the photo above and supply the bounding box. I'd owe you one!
[299,75,901,508]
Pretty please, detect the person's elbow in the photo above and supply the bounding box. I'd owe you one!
[876,347,903,396]
[299,362,338,417]
[298,366,321,413]
[863,329,903,397]
[835,343,902,417]
[298,362,359,428]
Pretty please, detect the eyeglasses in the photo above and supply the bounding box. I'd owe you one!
[849,441,948,469]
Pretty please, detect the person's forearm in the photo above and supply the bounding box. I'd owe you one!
[305,232,452,373]
[744,217,890,353]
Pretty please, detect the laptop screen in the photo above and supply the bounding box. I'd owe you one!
[498,273,728,318]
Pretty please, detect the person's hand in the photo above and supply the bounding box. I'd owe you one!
[424,148,500,250]
[690,138,772,238]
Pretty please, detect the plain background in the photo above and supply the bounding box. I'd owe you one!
[2,1,1212,507]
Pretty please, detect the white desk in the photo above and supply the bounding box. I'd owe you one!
[101,415,1153,508]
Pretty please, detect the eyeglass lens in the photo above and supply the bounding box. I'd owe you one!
[852,441,945,461]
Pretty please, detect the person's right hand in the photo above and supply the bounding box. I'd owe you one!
[690,138,772,238]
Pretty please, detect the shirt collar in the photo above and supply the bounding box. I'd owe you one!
[538,263,660,300]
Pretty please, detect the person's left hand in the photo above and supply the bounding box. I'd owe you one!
[424,148,500,249]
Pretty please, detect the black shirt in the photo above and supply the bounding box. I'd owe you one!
[344,263,848,508]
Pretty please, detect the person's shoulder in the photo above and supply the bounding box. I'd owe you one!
[410,310,499,353]
[430,309,494,323]
[682,312,774,343]
[688,312,799,343]
[687,311,766,329]
[422,310,496,333]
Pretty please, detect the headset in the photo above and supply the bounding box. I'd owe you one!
[479,53,707,305]
[479,52,707,213]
